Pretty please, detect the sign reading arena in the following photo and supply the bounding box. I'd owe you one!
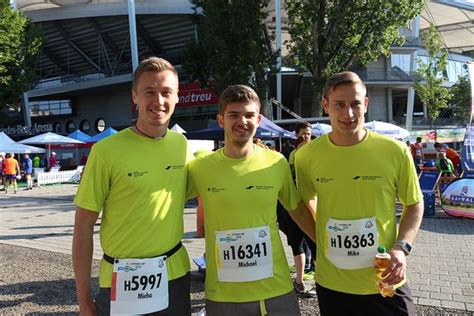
[0,123,53,136]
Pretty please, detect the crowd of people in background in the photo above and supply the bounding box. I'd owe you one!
[0,151,89,192]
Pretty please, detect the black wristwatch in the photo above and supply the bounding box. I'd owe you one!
[393,240,412,256]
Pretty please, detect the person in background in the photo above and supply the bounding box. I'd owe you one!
[411,137,423,173]
[435,151,455,176]
[282,121,317,295]
[295,71,423,315]
[49,152,57,169]
[80,153,88,166]
[23,154,33,190]
[4,153,20,194]
[32,154,41,169]
[0,152,5,191]
[434,142,461,175]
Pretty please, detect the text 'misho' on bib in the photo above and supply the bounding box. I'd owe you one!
[215,225,273,282]
[111,256,168,315]
[325,217,377,270]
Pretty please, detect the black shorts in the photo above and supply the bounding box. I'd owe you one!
[277,202,316,257]
[94,272,191,316]
[316,283,416,316]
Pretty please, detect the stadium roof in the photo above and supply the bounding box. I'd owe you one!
[421,0,474,53]
[14,0,473,87]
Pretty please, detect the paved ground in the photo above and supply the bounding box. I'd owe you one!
[0,184,473,315]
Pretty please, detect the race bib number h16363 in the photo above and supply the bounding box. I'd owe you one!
[326,217,378,270]
[215,226,273,282]
[110,256,168,315]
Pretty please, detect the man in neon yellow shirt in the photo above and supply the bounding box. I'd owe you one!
[73,57,191,315]
[187,85,315,315]
[295,71,423,315]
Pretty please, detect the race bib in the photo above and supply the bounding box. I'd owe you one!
[110,256,168,315]
[215,226,273,282]
[325,217,377,269]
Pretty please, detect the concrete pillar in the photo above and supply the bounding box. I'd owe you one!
[127,0,139,72]
[275,0,282,120]
[387,88,393,123]
[406,87,415,130]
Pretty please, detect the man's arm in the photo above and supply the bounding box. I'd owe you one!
[288,200,316,243]
[383,201,424,285]
[72,207,100,315]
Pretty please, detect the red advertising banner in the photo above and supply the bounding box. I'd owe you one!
[130,82,219,111]
[177,82,219,108]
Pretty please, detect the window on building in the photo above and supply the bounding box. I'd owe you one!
[30,99,73,117]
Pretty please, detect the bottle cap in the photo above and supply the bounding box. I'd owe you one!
[377,245,386,253]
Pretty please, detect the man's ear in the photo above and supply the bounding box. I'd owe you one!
[322,97,329,114]
[217,113,224,128]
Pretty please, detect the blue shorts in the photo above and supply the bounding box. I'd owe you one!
[5,174,17,180]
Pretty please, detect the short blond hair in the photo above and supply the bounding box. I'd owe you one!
[219,85,261,114]
[323,71,366,100]
[132,57,178,91]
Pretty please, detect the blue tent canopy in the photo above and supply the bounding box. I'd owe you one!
[185,116,292,140]
[67,130,92,142]
[88,127,118,143]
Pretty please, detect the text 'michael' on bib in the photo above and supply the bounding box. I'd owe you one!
[215,225,273,282]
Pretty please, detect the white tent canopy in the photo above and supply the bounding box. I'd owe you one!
[363,121,410,138]
[170,124,186,134]
[0,132,46,154]
[19,132,84,145]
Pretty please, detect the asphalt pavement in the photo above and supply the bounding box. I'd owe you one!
[0,184,473,315]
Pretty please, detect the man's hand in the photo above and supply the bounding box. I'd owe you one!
[79,297,98,316]
[381,248,406,285]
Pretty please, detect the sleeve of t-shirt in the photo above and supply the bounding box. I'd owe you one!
[397,146,423,206]
[278,158,300,211]
[73,146,110,212]
[294,148,316,203]
[185,159,198,201]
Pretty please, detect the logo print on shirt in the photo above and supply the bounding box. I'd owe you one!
[245,185,274,190]
[208,187,225,193]
[165,164,184,170]
[316,177,334,183]
[352,176,382,181]
[128,171,149,178]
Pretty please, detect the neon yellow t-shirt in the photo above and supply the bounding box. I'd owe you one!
[294,131,422,294]
[187,146,300,302]
[74,128,192,287]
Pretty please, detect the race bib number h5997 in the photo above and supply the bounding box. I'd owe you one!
[111,256,168,315]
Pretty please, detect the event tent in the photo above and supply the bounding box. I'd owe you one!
[0,132,45,154]
[186,116,293,140]
[68,130,92,142]
[363,121,410,138]
[88,127,118,143]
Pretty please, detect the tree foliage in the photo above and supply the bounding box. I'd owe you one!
[451,74,471,125]
[183,0,276,115]
[0,0,42,113]
[414,24,451,128]
[286,0,423,116]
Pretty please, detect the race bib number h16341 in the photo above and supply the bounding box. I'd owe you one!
[215,226,273,282]
[326,217,378,270]
[110,256,168,315]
